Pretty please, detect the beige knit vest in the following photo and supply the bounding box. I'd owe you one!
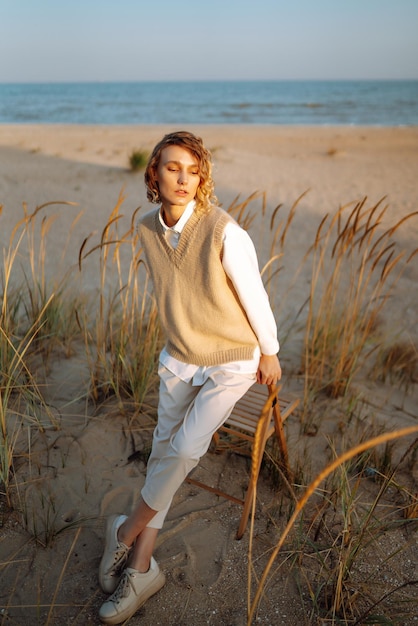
[138,205,258,366]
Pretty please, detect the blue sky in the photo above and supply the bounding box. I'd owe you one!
[1,0,417,82]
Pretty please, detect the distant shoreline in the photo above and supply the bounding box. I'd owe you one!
[1,80,417,125]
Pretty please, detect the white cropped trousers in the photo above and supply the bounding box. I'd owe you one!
[141,364,255,529]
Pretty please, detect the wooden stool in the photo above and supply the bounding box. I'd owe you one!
[187,383,299,539]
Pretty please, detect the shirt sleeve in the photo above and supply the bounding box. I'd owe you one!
[222,221,280,355]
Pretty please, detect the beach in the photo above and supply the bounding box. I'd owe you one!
[1,124,417,337]
[0,124,417,625]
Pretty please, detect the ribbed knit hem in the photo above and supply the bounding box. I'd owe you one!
[166,343,258,367]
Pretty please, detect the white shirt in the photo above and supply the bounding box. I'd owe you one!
[158,201,279,384]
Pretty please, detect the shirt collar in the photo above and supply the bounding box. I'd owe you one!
[159,200,196,233]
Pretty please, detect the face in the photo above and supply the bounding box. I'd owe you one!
[156,145,200,214]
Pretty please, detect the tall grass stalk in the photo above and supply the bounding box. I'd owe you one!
[247,424,418,625]
[0,308,59,506]
[78,194,161,411]
[1,201,80,505]
[21,202,82,355]
[302,436,416,622]
[302,198,418,415]
[2,201,82,358]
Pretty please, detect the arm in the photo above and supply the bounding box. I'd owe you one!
[222,222,282,384]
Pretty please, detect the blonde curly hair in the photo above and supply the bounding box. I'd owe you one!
[144,131,217,213]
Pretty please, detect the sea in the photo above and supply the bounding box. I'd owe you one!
[0,80,417,126]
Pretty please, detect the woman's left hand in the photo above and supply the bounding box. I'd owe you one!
[256,354,282,385]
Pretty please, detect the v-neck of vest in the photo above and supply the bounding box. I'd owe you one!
[156,209,203,265]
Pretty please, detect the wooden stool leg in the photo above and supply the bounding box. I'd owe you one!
[237,482,255,540]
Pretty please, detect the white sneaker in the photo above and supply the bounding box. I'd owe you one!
[99,514,132,594]
[99,558,166,624]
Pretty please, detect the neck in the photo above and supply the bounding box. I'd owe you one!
[162,204,185,227]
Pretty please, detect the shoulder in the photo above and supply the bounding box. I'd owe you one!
[138,207,159,225]
[137,207,159,235]
[202,204,237,229]
[197,205,238,251]
[206,205,251,242]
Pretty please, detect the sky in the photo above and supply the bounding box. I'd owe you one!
[1,0,418,82]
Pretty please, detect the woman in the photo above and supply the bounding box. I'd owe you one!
[98,131,282,624]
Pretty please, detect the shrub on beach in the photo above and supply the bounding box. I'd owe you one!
[128,148,149,171]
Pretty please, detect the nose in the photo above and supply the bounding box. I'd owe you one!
[178,170,188,185]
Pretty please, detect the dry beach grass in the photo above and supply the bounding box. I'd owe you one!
[0,125,417,625]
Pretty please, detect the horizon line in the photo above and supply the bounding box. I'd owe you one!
[1,77,418,85]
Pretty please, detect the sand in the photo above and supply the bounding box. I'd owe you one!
[0,125,417,625]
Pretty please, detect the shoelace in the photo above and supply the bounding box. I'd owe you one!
[110,571,132,602]
[107,543,131,576]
